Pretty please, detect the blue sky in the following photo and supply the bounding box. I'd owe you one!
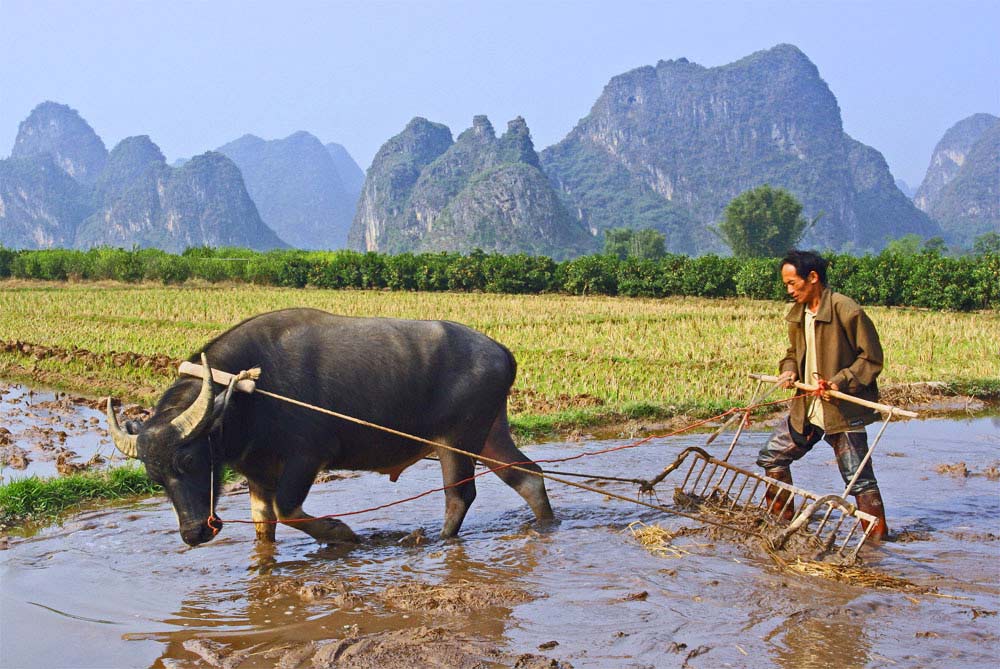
[1,0,996,185]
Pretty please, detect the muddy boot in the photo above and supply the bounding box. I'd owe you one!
[763,468,795,521]
[855,489,889,541]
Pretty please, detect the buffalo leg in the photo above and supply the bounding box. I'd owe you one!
[438,447,477,538]
[480,411,554,522]
[273,456,358,544]
[248,482,277,542]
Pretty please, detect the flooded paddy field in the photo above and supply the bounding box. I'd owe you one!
[0,383,142,480]
[1,384,998,668]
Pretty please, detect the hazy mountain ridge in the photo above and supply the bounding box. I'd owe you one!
[1,102,287,251]
[76,149,287,252]
[325,142,366,199]
[216,131,357,249]
[3,49,993,257]
[350,115,591,258]
[541,44,939,253]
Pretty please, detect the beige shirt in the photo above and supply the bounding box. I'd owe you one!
[804,308,824,429]
[804,306,864,435]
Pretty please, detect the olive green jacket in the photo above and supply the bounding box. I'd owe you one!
[780,288,884,433]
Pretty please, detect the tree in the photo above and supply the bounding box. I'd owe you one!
[922,236,948,255]
[716,185,812,258]
[885,234,947,256]
[884,233,923,256]
[972,231,1000,255]
[603,227,666,260]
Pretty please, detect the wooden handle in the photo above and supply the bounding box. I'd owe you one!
[749,373,918,418]
[178,361,257,394]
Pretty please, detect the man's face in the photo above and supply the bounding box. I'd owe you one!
[781,264,821,305]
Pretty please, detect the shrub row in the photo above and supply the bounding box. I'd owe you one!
[0,246,996,310]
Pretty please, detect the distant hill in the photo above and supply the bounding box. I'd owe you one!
[540,44,939,254]
[216,132,359,249]
[76,145,286,252]
[914,113,999,213]
[895,179,916,199]
[325,142,365,200]
[0,154,95,248]
[11,101,108,185]
[350,116,592,258]
[0,102,286,251]
[925,121,1000,247]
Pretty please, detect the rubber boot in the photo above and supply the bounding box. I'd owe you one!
[855,488,889,541]
[763,469,795,522]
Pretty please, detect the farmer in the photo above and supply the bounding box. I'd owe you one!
[757,249,889,540]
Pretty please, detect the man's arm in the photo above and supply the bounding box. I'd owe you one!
[829,307,884,394]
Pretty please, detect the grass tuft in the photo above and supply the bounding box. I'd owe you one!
[0,465,159,528]
[0,466,242,530]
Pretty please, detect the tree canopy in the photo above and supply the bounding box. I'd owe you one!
[716,185,811,258]
[603,227,666,260]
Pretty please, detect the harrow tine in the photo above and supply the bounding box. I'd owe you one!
[722,469,739,500]
[729,475,751,510]
[689,458,710,492]
[813,504,835,538]
[680,458,699,490]
[699,463,722,496]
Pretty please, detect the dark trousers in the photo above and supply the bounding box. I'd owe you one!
[756,417,880,495]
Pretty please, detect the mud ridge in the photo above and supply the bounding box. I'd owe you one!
[0,339,181,376]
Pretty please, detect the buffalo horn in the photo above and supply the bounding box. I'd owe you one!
[106,398,139,458]
[169,353,217,441]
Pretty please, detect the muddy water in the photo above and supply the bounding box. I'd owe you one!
[1,394,998,668]
[0,384,124,479]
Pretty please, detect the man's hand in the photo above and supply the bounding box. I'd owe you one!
[821,381,839,402]
[778,370,797,389]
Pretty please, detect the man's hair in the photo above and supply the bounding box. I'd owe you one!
[780,249,828,285]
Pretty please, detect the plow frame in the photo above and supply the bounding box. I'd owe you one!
[671,445,877,560]
[658,374,918,560]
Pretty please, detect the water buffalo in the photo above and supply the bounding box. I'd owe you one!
[106,308,554,547]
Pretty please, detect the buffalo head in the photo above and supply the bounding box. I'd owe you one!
[107,354,232,546]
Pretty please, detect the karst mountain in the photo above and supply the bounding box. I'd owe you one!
[913,113,1000,247]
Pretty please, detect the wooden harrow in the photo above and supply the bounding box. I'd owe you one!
[644,374,918,562]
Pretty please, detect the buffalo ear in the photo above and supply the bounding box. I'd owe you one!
[125,420,143,435]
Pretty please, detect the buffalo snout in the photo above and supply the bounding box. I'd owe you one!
[181,521,221,547]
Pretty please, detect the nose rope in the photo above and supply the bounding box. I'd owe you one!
[204,374,248,537]
[206,456,222,536]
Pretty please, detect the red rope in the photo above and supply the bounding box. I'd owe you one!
[211,392,801,528]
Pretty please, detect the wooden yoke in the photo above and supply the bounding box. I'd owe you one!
[178,361,258,394]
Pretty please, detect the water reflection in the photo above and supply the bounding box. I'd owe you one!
[144,523,544,667]
[770,605,872,669]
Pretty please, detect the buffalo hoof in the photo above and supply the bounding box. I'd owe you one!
[313,518,359,544]
[532,516,561,533]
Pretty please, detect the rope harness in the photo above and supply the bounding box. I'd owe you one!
[195,368,845,540]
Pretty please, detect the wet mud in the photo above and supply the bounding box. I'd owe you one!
[0,383,146,479]
[1,385,998,667]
